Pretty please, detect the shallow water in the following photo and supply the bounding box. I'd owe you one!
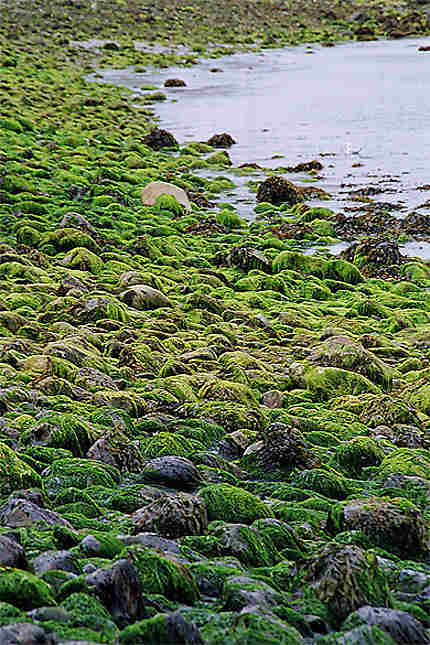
[92,37,430,216]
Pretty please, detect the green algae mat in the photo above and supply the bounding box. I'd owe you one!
[0,1,430,644]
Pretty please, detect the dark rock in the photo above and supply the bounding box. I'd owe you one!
[85,558,145,627]
[285,160,323,172]
[0,498,72,529]
[327,497,429,558]
[133,493,208,539]
[299,543,391,623]
[207,133,236,148]
[343,606,430,644]
[256,176,302,206]
[32,550,81,575]
[0,534,28,569]
[142,456,202,491]
[222,575,282,612]
[164,78,187,87]
[228,246,272,273]
[248,423,318,473]
[143,128,178,150]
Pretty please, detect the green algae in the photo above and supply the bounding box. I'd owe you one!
[198,484,274,524]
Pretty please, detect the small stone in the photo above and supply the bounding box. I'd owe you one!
[207,133,236,148]
[164,78,187,87]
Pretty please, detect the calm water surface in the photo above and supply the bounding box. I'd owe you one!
[92,37,430,253]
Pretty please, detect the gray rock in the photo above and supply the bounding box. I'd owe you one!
[133,493,208,539]
[343,606,430,644]
[0,623,57,644]
[121,285,173,310]
[32,550,81,575]
[85,558,145,626]
[0,498,72,529]
[0,534,28,569]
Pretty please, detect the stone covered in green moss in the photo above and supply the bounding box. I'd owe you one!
[198,484,274,524]
[0,569,56,609]
[0,442,42,496]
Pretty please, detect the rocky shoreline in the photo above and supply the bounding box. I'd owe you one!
[1,1,430,644]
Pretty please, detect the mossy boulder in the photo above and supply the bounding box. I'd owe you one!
[0,568,56,609]
[308,336,393,391]
[297,543,391,624]
[42,458,120,496]
[209,523,280,567]
[59,592,119,643]
[334,437,385,477]
[0,442,42,497]
[61,247,104,274]
[304,366,380,400]
[119,611,203,645]
[327,497,429,558]
[376,448,430,481]
[118,546,200,604]
[198,484,273,524]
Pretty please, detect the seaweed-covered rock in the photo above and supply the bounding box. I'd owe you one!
[0,535,28,569]
[198,484,273,524]
[0,442,42,497]
[297,543,391,623]
[210,523,279,567]
[87,430,144,473]
[119,546,200,604]
[0,569,56,609]
[132,493,208,538]
[304,366,380,400]
[42,458,120,496]
[343,606,429,644]
[85,558,145,626]
[334,437,384,477]
[308,336,393,390]
[120,611,203,644]
[0,497,72,529]
[327,497,429,558]
[256,176,302,206]
[143,128,178,150]
[207,133,236,148]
